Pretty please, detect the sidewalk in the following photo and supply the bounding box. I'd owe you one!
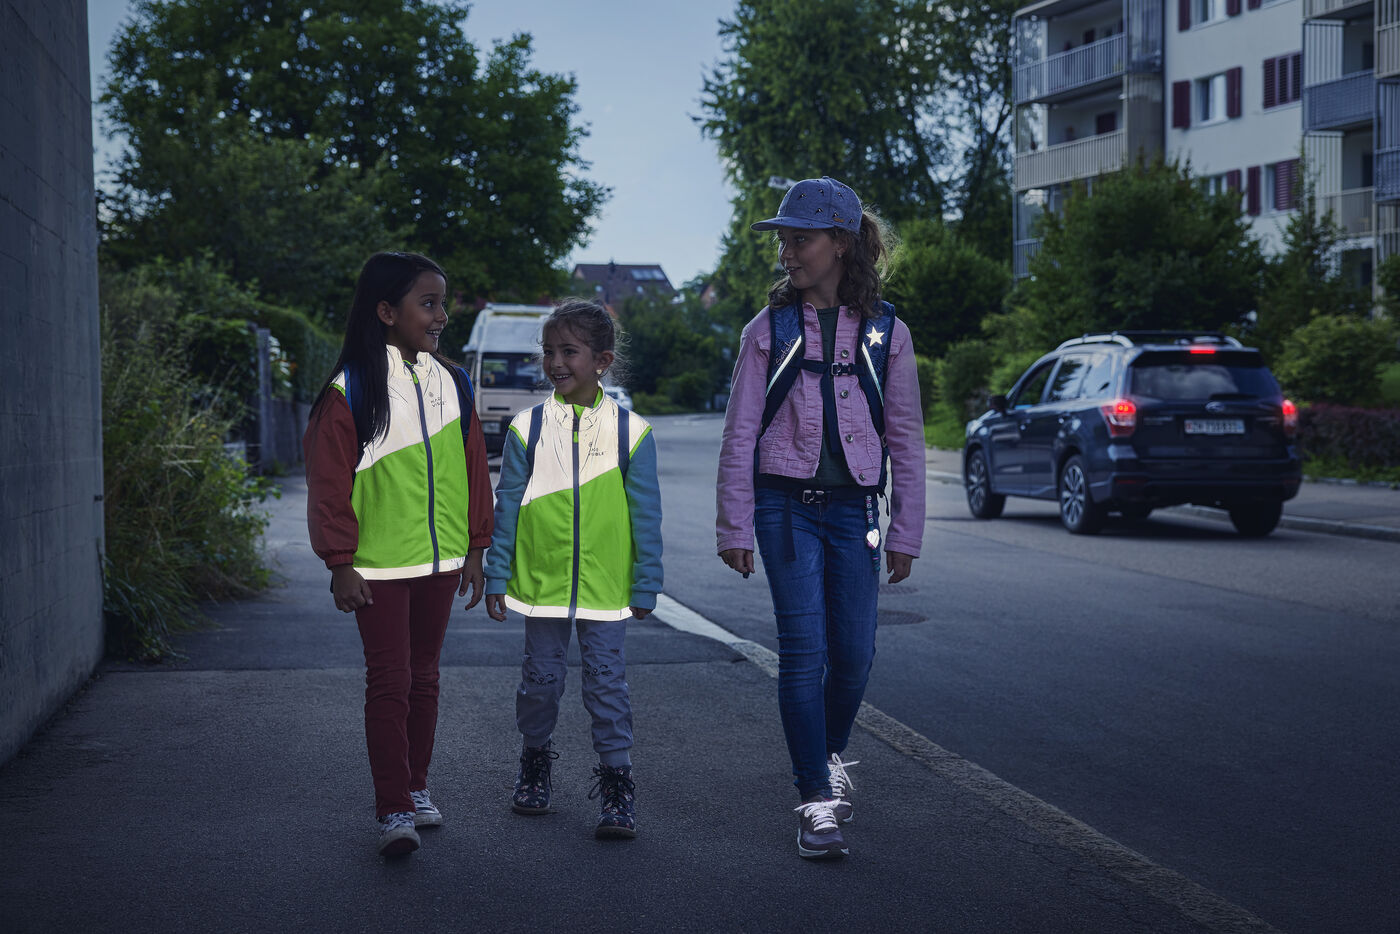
[0,479,1272,933]
[924,446,1400,542]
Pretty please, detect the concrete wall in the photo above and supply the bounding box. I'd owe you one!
[0,0,104,764]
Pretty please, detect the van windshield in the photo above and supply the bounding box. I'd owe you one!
[480,352,543,390]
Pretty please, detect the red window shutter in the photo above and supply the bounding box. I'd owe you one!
[1247,166,1262,215]
[1264,57,1277,108]
[1291,53,1303,104]
[1226,169,1242,191]
[1247,0,1262,8]
[1276,159,1299,210]
[1227,67,1243,118]
[1179,0,1192,31]
[1227,0,1242,14]
[1172,80,1192,128]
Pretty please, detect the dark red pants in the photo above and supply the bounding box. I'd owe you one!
[354,572,458,817]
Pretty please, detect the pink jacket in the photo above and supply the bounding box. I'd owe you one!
[716,303,926,557]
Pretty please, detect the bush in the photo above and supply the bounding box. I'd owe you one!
[934,340,994,422]
[915,354,938,417]
[100,268,275,661]
[1273,314,1399,405]
[1297,404,1400,470]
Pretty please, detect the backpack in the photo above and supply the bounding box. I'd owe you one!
[758,301,897,484]
[342,358,476,454]
[524,401,632,480]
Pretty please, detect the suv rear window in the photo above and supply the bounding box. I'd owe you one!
[1129,351,1280,400]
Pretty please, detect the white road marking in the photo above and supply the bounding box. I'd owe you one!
[652,592,1281,934]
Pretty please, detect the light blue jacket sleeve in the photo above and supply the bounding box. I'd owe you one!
[624,429,663,610]
[485,428,528,595]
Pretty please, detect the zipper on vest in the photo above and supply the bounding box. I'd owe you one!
[568,409,581,619]
[409,363,441,573]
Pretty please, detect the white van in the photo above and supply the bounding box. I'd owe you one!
[459,304,553,454]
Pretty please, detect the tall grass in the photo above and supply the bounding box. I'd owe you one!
[100,268,274,661]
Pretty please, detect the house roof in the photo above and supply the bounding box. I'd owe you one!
[570,262,676,308]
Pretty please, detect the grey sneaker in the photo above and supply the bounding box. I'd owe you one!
[410,789,443,827]
[377,811,421,857]
[793,798,847,859]
[827,753,859,824]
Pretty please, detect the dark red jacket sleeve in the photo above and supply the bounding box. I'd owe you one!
[465,411,494,550]
[304,391,359,568]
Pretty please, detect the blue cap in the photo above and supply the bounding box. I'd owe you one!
[751,176,862,233]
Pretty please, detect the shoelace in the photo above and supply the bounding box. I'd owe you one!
[410,790,435,811]
[380,811,415,830]
[793,799,840,833]
[588,766,635,812]
[519,748,559,788]
[828,755,859,797]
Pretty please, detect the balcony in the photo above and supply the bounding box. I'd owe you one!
[1381,21,1400,78]
[1016,34,1126,103]
[1015,129,1126,190]
[1304,0,1376,20]
[1319,187,1375,236]
[1014,239,1043,279]
[1303,71,1376,131]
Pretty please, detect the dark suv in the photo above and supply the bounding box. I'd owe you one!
[962,331,1301,536]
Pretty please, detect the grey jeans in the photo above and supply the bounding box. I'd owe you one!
[517,617,632,767]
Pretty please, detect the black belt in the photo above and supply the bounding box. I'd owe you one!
[757,476,881,564]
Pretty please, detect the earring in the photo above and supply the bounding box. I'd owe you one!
[596,369,604,376]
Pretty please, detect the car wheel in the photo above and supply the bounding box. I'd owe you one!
[1058,455,1105,534]
[1119,504,1153,522]
[965,448,1005,519]
[1228,501,1282,537]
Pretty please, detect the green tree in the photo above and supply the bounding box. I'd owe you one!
[884,218,1010,356]
[1003,159,1266,348]
[616,288,728,412]
[101,0,605,321]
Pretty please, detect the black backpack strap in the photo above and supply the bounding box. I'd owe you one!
[617,405,631,479]
[525,403,544,475]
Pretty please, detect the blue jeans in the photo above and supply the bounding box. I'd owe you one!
[754,487,879,799]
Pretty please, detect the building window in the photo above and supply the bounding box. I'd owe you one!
[1263,53,1302,108]
[1268,159,1300,212]
[1202,173,1231,196]
[1195,0,1226,25]
[1198,73,1228,124]
[1095,111,1118,135]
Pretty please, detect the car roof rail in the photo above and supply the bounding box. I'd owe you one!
[1111,330,1244,347]
[1054,333,1135,350]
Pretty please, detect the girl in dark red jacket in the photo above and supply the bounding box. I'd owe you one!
[304,252,493,858]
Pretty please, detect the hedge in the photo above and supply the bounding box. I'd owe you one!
[1298,404,1400,468]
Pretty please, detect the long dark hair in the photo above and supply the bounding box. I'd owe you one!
[312,251,447,456]
[766,209,895,318]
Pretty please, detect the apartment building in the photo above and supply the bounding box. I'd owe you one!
[1011,0,1351,279]
[1301,0,1400,287]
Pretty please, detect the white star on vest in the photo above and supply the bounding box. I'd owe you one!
[865,326,885,348]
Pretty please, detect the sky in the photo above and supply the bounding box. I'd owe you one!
[85,0,739,287]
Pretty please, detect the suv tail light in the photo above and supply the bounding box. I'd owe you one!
[1281,399,1298,439]
[1101,398,1137,437]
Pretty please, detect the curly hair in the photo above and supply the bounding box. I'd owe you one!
[765,209,896,319]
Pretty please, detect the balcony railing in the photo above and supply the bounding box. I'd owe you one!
[1303,71,1376,132]
[1377,146,1400,201]
[1014,239,1043,279]
[1304,0,1376,19]
[1015,129,1126,190]
[1318,187,1375,236]
[1015,34,1125,103]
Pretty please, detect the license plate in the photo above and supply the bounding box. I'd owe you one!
[482,420,502,433]
[1184,418,1245,435]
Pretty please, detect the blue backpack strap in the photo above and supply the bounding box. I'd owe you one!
[445,362,476,446]
[525,403,544,475]
[342,362,369,452]
[759,304,806,437]
[617,405,631,479]
[855,302,897,440]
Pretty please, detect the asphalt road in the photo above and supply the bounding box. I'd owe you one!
[652,413,1400,934]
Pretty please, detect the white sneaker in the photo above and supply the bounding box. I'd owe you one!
[410,789,443,827]
[377,811,421,857]
[828,753,859,824]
